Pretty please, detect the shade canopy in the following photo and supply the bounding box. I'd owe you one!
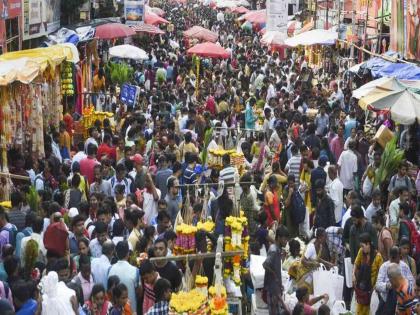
[187,42,230,59]
[284,29,337,47]
[132,24,165,35]
[238,10,266,24]
[109,45,148,60]
[184,26,218,42]
[145,12,169,25]
[229,6,249,14]
[95,23,136,39]
[361,89,420,125]
[261,30,287,47]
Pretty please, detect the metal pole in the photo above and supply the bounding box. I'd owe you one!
[349,0,356,63]
[377,0,384,53]
[149,250,244,263]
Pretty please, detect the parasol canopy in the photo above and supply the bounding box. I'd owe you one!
[360,89,420,125]
[353,77,406,100]
[187,42,230,59]
[261,30,287,47]
[95,23,136,39]
[238,9,266,24]
[145,12,169,25]
[109,45,148,60]
[132,24,165,35]
[184,26,218,42]
[229,6,249,14]
[284,29,337,47]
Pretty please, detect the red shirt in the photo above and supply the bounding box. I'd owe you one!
[264,190,281,226]
[79,156,100,185]
[97,143,116,162]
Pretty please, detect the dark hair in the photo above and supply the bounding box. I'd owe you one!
[154,238,168,248]
[33,216,44,234]
[79,254,91,267]
[167,176,177,189]
[11,280,31,303]
[315,227,326,238]
[157,210,171,223]
[87,143,97,156]
[292,303,305,315]
[399,237,411,248]
[318,304,330,315]
[112,219,125,237]
[288,239,301,258]
[116,241,129,260]
[154,278,171,301]
[71,214,85,228]
[359,232,372,245]
[52,257,69,272]
[107,275,120,291]
[94,221,108,234]
[3,255,19,277]
[399,202,411,216]
[10,191,22,208]
[164,230,177,242]
[295,286,308,302]
[113,283,128,298]
[139,259,156,276]
[275,225,289,239]
[90,283,106,300]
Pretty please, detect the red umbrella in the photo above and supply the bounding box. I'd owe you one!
[95,23,136,39]
[132,24,165,35]
[229,6,249,14]
[145,12,169,25]
[183,26,218,43]
[187,42,230,59]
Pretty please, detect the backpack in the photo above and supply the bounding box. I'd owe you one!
[291,190,306,225]
[391,175,410,191]
[400,219,420,254]
[0,224,18,248]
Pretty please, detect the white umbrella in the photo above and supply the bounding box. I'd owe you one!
[109,44,148,60]
[363,88,420,125]
[352,77,405,99]
[261,30,287,46]
[284,29,338,47]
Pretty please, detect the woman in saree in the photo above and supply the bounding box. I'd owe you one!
[352,232,383,315]
[288,228,334,293]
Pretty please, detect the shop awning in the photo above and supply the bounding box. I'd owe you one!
[0,44,79,86]
[284,29,337,47]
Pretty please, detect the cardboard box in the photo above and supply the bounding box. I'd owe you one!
[373,125,394,148]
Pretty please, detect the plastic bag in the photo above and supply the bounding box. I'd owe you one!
[331,300,347,315]
[344,257,353,288]
[370,290,379,314]
[314,266,343,303]
[250,254,266,289]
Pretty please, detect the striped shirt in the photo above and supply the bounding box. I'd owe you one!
[285,155,301,185]
[219,166,236,183]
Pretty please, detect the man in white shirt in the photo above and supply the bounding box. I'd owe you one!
[337,140,358,192]
[326,166,344,224]
[84,127,99,153]
[341,191,366,228]
[72,142,87,169]
[143,173,161,224]
[91,240,114,288]
[329,82,344,109]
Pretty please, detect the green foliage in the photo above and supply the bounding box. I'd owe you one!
[200,128,213,166]
[106,62,134,86]
[374,136,405,187]
[26,185,39,213]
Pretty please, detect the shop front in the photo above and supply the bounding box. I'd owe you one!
[0,0,22,53]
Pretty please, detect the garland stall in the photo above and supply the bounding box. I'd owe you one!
[0,45,79,201]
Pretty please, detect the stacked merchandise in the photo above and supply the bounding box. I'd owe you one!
[61,62,75,96]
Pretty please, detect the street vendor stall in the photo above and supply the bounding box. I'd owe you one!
[0,44,79,200]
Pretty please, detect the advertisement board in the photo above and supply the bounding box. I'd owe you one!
[124,0,145,25]
[1,0,22,19]
[22,0,61,40]
[266,0,288,32]
[120,83,140,108]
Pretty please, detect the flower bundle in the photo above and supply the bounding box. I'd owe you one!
[197,220,215,233]
[169,289,208,315]
[223,211,250,285]
[174,223,198,255]
[195,275,209,296]
[209,284,228,315]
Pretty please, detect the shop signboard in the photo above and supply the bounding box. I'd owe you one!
[266,0,288,32]
[1,0,22,19]
[22,0,61,40]
[124,0,145,25]
[120,83,139,108]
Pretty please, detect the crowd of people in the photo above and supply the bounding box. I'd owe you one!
[0,1,419,315]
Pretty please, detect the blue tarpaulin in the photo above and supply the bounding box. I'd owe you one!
[360,52,420,80]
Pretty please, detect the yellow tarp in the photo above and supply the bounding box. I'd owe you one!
[0,44,79,86]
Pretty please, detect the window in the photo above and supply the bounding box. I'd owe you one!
[5,17,20,52]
